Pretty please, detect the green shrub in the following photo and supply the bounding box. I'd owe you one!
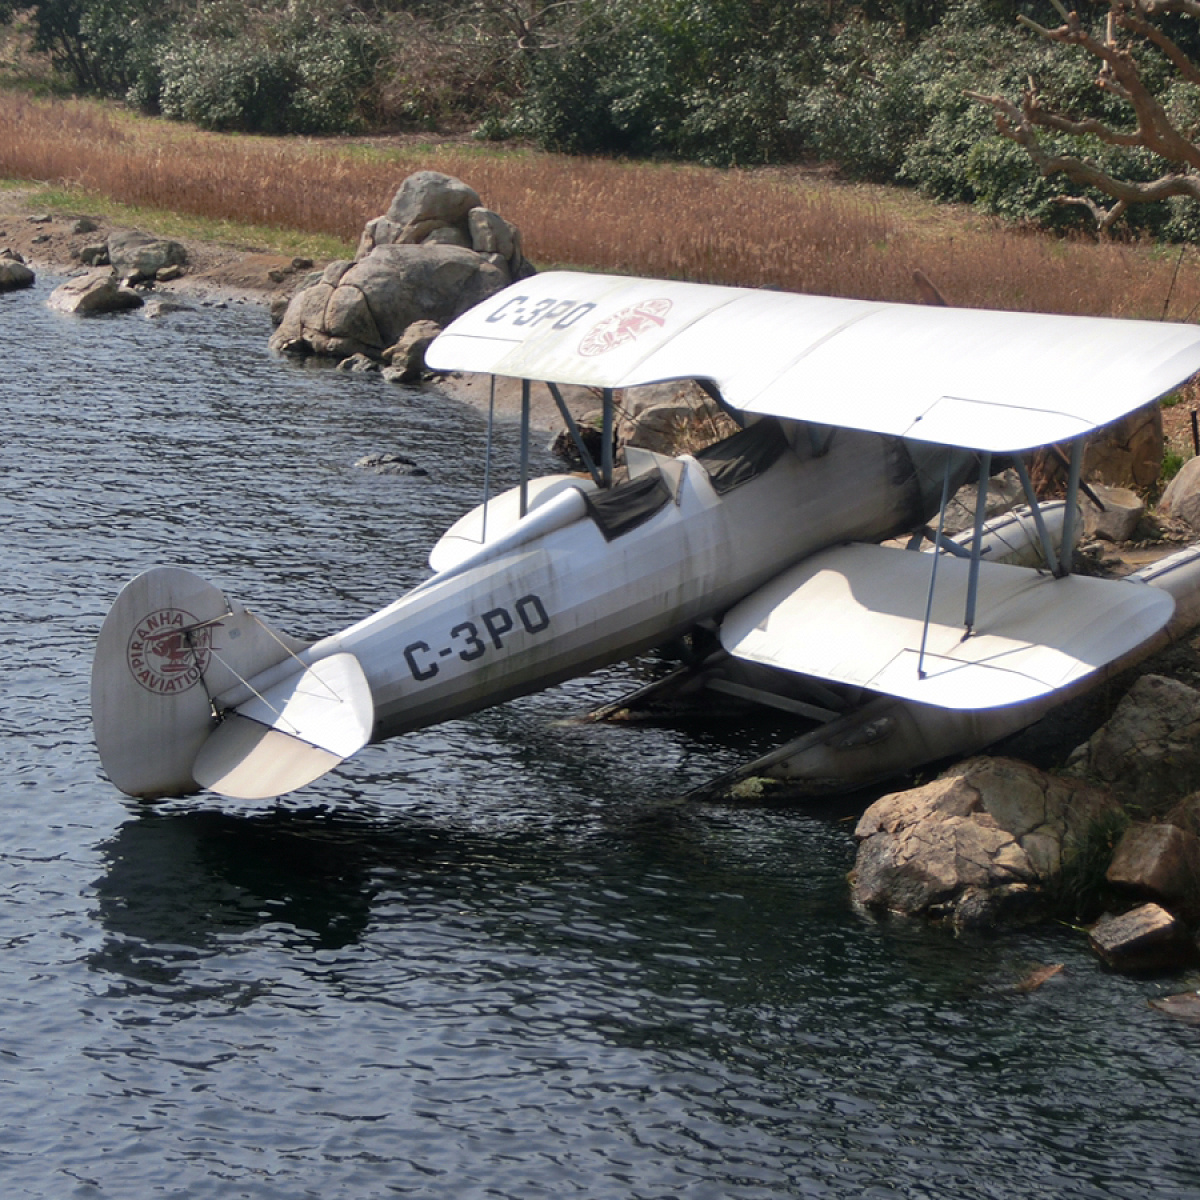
[153,2,381,135]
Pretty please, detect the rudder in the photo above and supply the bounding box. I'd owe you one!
[91,567,308,798]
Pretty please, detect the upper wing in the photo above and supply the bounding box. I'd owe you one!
[426,271,1200,453]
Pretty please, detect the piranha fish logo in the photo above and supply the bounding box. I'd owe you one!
[578,298,673,357]
[127,608,214,695]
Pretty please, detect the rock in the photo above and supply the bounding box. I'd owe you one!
[272,173,527,362]
[72,217,99,234]
[1081,483,1143,543]
[1160,456,1200,533]
[944,469,1025,535]
[107,230,187,283]
[271,244,507,360]
[614,381,736,456]
[1067,674,1200,811]
[1165,793,1200,839]
[1149,991,1200,1022]
[1089,903,1197,972]
[1088,403,1164,489]
[383,320,442,382]
[0,254,35,291]
[1106,822,1200,915]
[851,756,1121,924]
[156,264,185,283]
[47,270,144,314]
[468,207,516,259]
[336,353,380,373]
[78,243,110,267]
[386,171,481,233]
[143,297,194,319]
[422,225,472,249]
[354,452,428,477]
[1032,404,1163,491]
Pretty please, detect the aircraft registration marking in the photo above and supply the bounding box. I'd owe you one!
[402,593,551,683]
[485,294,597,331]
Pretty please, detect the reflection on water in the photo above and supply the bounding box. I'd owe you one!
[1,277,1199,1199]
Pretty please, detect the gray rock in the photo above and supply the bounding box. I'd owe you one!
[270,244,507,360]
[0,256,35,291]
[143,297,194,319]
[73,217,99,234]
[385,171,481,231]
[467,207,515,260]
[337,353,380,373]
[422,225,471,249]
[78,243,110,267]
[107,230,187,282]
[383,320,442,382]
[1160,455,1200,533]
[1082,483,1143,543]
[47,270,144,314]
[354,452,428,476]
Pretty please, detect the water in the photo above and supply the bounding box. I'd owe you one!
[2,276,1199,1199]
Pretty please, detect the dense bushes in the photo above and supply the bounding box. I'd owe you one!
[151,7,382,135]
[4,0,1200,238]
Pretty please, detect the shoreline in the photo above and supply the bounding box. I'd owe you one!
[0,188,581,430]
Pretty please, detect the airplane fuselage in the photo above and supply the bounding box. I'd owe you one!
[298,427,964,741]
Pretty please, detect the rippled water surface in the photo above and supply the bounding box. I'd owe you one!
[3,277,1199,1199]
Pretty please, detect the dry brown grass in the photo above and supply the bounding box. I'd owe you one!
[5,90,1200,321]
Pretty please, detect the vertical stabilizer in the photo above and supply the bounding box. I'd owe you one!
[91,567,309,798]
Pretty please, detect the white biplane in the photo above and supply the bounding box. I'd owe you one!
[92,271,1200,802]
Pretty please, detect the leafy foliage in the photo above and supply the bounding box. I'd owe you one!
[4,0,1200,238]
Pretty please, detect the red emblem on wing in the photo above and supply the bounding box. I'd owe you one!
[578,298,673,357]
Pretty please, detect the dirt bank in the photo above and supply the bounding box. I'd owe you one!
[0,188,587,428]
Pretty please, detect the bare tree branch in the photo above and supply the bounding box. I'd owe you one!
[971,0,1200,233]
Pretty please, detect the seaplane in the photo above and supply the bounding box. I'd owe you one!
[92,271,1200,803]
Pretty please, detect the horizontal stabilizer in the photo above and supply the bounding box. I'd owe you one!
[192,653,374,800]
[721,543,1175,709]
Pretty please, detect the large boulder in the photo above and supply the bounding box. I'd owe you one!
[47,270,144,315]
[272,171,530,362]
[1066,673,1200,811]
[851,756,1122,927]
[270,244,508,359]
[106,230,187,283]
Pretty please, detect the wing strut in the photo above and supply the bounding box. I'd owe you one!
[918,436,1083,679]
[917,454,956,679]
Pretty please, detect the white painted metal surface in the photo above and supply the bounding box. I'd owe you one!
[427,271,1200,452]
[90,566,307,798]
[429,473,597,573]
[720,542,1175,708]
[192,654,373,800]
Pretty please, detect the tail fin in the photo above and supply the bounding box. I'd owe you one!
[91,567,364,800]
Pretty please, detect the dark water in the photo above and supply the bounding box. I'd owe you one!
[2,276,1199,1199]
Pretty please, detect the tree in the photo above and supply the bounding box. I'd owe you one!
[972,0,1200,235]
[0,0,175,95]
